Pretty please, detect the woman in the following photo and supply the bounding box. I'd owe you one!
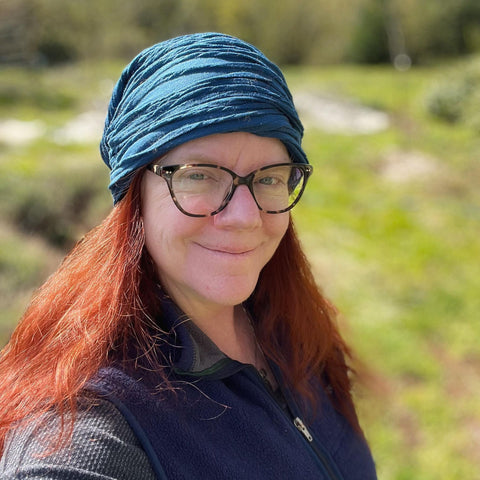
[0,33,377,479]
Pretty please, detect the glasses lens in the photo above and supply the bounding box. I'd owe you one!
[253,165,307,212]
[171,165,232,216]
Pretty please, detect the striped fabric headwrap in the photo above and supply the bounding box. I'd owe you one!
[100,32,308,204]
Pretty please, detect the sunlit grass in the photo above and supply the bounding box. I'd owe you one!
[289,62,479,479]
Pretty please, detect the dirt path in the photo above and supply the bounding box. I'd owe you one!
[294,91,390,134]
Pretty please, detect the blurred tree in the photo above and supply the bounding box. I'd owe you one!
[344,0,480,65]
[397,0,480,63]
[1,0,479,66]
[0,0,37,64]
[1,0,366,65]
[459,0,480,51]
[347,0,389,64]
[31,0,149,63]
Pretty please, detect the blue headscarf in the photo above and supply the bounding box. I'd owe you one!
[100,32,308,204]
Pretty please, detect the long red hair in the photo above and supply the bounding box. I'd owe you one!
[0,169,361,454]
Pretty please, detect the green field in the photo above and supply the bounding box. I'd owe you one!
[1,60,479,479]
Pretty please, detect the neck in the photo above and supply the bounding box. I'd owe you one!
[167,295,277,388]
[172,296,255,366]
[188,304,255,365]
[189,305,276,388]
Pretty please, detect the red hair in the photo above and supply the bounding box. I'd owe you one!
[0,169,361,454]
[252,222,361,431]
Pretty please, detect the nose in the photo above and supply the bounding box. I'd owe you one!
[213,184,262,229]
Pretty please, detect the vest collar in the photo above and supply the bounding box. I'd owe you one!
[160,296,247,380]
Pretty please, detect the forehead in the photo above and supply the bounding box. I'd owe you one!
[159,132,289,171]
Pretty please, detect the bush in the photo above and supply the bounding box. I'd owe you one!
[425,59,480,129]
[0,157,110,249]
[5,0,480,67]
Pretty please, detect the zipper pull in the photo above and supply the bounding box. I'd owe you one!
[294,417,313,442]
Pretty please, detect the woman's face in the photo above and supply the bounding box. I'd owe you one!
[141,132,290,314]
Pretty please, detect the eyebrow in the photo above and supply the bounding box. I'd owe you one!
[156,147,291,169]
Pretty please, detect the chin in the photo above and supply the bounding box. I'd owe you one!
[200,276,258,307]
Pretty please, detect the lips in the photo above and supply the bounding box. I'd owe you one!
[197,243,257,255]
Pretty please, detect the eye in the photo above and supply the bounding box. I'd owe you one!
[186,171,208,181]
[258,176,281,185]
[177,167,220,182]
[255,171,289,187]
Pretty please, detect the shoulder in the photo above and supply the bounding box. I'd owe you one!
[0,397,156,480]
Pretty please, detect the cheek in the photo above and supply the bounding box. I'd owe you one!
[142,212,166,271]
[267,213,290,243]
[143,203,183,258]
[141,175,175,262]
[259,213,289,267]
[141,177,205,272]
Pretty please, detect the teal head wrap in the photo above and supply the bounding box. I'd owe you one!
[100,32,308,204]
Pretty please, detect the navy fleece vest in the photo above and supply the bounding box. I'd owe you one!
[90,300,377,480]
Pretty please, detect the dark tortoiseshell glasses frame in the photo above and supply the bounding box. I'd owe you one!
[147,162,313,217]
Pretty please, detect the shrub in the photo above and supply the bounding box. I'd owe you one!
[425,59,480,129]
[0,158,110,249]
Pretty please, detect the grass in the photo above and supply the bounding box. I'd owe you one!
[288,63,480,479]
[1,60,479,479]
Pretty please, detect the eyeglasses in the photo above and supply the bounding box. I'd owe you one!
[147,162,313,217]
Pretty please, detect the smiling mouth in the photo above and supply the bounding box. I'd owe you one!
[199,244,256,255]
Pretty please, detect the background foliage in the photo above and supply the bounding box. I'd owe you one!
[1,2,480,479]
[2,0,480,66]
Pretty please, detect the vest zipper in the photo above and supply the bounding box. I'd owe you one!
[248,367,343,480]
[294,417,313,441]
[293,416,342,480]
